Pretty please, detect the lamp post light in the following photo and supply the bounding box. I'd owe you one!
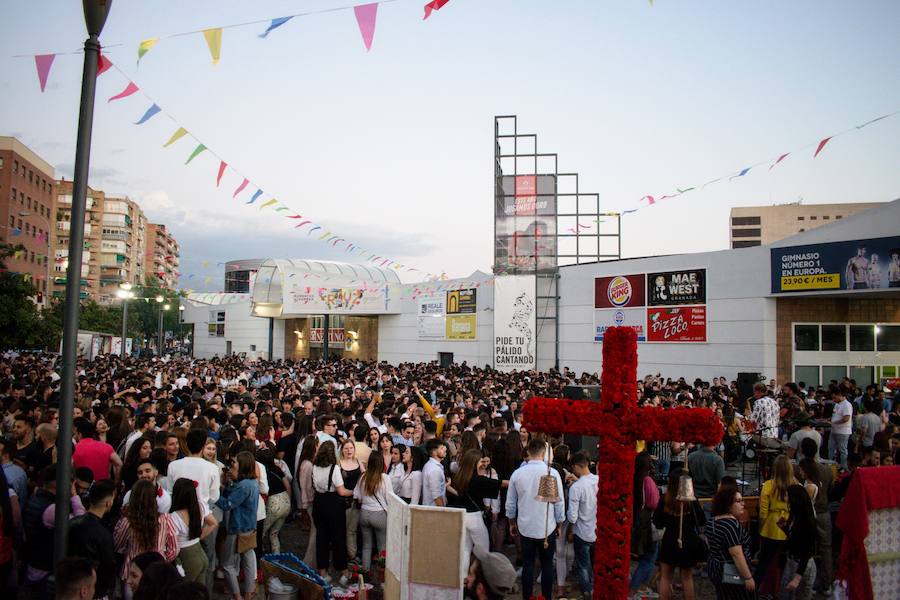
[116,282,134,358]
[157,298,169,356]
[55,0,114,570]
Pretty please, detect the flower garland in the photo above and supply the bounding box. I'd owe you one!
[522,326,723,599]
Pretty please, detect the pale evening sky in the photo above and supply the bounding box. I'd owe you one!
[2,0,899,290]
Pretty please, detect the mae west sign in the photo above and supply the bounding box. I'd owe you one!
[494,275,536,371]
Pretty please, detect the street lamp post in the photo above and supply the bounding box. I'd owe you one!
[117,283,133,358]
[156,295,169,356]
[55,0,114,570]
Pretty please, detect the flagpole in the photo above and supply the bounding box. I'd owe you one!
[54,0,113,569]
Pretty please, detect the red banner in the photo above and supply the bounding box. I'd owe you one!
[595,275,646,309]
[647,306,707,342]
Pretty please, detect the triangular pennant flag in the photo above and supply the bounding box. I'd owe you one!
[108,81,139,103]
[247,189,263,204]
[137,38,159,65]
[203,28,223,65]
[294,220,312,228]
[185,144,207,164]
[286,214,304,219]
[729,167,751,181]
[96,53,112,77]
[232,177,249,198]
[216,161,227,186]
[134,104,161,125]
[163,127,188,147]
[354,4,378,52]
[641,195,655,205]
[813,136,833,158]
[855,114,892,130]
[423,0,450,20]
[34,54,55,92]
[259,16,293,38]
[769,152,790,170]
[259,198,278,210]
[275,206,289,212]
[308,226,322,235]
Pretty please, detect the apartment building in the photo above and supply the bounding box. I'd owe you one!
[0,137,56,306]
[730,202,884,248]
[52,180,106,302]
[145,223,180,290]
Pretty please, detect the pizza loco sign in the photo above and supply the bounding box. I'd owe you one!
[593,269,707,343]
[494,275,537,372]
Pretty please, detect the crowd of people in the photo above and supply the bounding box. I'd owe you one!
[0,350,897,600]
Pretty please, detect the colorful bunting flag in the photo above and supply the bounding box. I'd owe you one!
[769,152,790,170]
[354,3,378,52]
[163,127,188,147]
[203,28,223,65]
[135,103,161,125]
[641,195,655,205]
[259,198,278,209]
[97,53,112,77]
[108,82,139,103]
[294,220,312,228]
[729,167,751,180]
[137,38,159,65]
[813,136,833,158]
[34,54,55,92]
[308,226,322,235]
[232,178,249,198]
[424,0,450,20]
[247,190,263,204]
[185,144,207,164]
[216,161,227,186]
[275,206,289,212]
[286,214,304,219]
[259,17,293,38]
[856,113,892,130]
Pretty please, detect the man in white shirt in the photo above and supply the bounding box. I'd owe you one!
[567,451,598,599]
[122,460,171,513]
[122,413,156,458]
[167,429,221,592]
[316,414,339,451]
[421,439,447,506]
[506,439,565,600]
[830,390,853,470]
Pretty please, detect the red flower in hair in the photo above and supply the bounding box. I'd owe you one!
[191,480,199,489]
[156,486,163,498]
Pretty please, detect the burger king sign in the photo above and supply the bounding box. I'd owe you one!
[594,274,646,309]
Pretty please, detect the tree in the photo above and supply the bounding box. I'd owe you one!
[0,239,41,350]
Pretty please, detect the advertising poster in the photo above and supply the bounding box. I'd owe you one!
[770,235,900,293]
[494,275,536,371]
[495,174,558,272]
[648,269,706,306]
[285,283,402,314]
[594,308,646,342]
[446,314,477,340]
[417,297,446,340]
[446,288,476,314]
[594,274,646,309]
[647,306,707,342]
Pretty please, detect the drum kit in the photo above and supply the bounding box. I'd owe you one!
[736,418,832,493]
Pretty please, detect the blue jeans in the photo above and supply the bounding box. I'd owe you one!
[630,540,659,590]
[830,432,850,470]
[573,535,595,595]
[521,533,556,600]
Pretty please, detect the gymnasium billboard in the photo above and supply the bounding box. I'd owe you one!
[771,236,900,293]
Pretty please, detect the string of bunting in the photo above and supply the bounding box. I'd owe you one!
[85,57,450,285]
[569,108,900,230]
[23,0,454,89]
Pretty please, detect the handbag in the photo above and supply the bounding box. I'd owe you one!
[713,519,743,585]
[236,530,257,554]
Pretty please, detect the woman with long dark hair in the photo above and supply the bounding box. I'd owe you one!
[355,452,392,570]
[395,445,423,505]
[377,433,393,473]
[338,438,364,562]
[114,480,179,586]
[258,447,291,554]
[449,449,500,579]
[311,441,353,585]
[169,478,218,583]
[297,434,319,568]
[705,487,755,600]
[122,436,154,491]
[653,471,706,600]
[629,451,660,596]
[215,451,260,600]
[780,484,818,598]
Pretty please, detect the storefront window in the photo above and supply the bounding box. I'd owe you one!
[821,325,846,351]
[876,325,900,352]
[821,365,847,386]
[794,325,819,351]
[849,325,875,351]
[794,365,820,388]
[849,365,874,387]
